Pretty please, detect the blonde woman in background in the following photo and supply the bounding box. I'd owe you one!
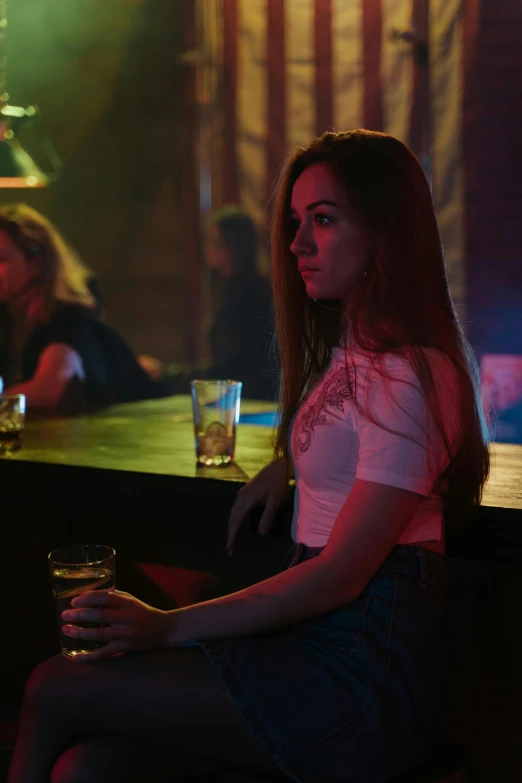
[0,204,166,412]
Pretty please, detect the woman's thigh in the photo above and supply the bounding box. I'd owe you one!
[50,735,224,783]
[26,647,281,775]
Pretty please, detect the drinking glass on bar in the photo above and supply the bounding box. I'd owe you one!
[191,380,242,466]
[48,544,116,659]
[0,393,25,452]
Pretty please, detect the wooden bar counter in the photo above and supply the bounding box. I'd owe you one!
[0,395,520,559]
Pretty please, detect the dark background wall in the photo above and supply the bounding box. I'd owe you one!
[1,0,520,363]
[466,0,522,356]
[0,0,192,363]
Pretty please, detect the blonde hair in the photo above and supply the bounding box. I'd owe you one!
[0,203,97,313]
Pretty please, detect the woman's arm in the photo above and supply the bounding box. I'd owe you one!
[7,343,85,409]
[169,479,423,645]
[63,479,424,660]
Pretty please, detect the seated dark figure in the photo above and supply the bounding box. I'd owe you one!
[0,204,166,413]
[166,205,278,401]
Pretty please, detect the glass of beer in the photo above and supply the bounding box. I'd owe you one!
[0,393,25,452]
[48,544,116,659]
[191,380,242,466]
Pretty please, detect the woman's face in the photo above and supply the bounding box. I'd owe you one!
[204,224,233,277]
[290,163,369,302]
[0,229,39,304]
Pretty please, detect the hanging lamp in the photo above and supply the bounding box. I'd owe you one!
[0,0,62,187]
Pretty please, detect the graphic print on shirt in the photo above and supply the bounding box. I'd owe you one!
[293,363,355,458]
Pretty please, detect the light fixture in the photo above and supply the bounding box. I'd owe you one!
[0,0,62,187]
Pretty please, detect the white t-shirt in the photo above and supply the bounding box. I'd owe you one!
[290,343,461,547]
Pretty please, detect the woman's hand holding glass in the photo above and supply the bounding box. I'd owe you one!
[61,589,173,662]
[226,458,289,555]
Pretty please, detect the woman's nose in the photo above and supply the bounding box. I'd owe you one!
[290,223,316,257]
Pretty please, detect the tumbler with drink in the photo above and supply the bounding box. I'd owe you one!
[0,393,25,451]
[49,544,116,659]
[191,380,242,466]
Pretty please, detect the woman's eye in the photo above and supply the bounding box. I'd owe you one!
[314,213,334,227]
[290,217,301,232]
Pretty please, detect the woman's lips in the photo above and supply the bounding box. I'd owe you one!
[299,266,319,278]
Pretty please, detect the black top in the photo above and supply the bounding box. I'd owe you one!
[20,306,166,412]
[167,274,278,401]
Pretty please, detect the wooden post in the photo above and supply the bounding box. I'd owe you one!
[410,0,431,178]
[181,0,202,365]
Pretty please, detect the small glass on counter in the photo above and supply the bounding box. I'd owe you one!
[0,393,25,452]
[190,380,242,466]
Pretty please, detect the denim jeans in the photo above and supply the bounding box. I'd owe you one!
[198,543,454,783]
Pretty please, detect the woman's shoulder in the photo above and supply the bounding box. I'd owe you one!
[334,345,461,415]
[333,343,414,381]
[43,304,97,341]
[50,303,96,323]
[373,348,462,426]
[29,305,91,343]
[344,343,457,379]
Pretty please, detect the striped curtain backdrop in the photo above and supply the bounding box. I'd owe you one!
[217,0,466,306]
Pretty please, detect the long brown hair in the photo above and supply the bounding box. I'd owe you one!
[271,129,489,531]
